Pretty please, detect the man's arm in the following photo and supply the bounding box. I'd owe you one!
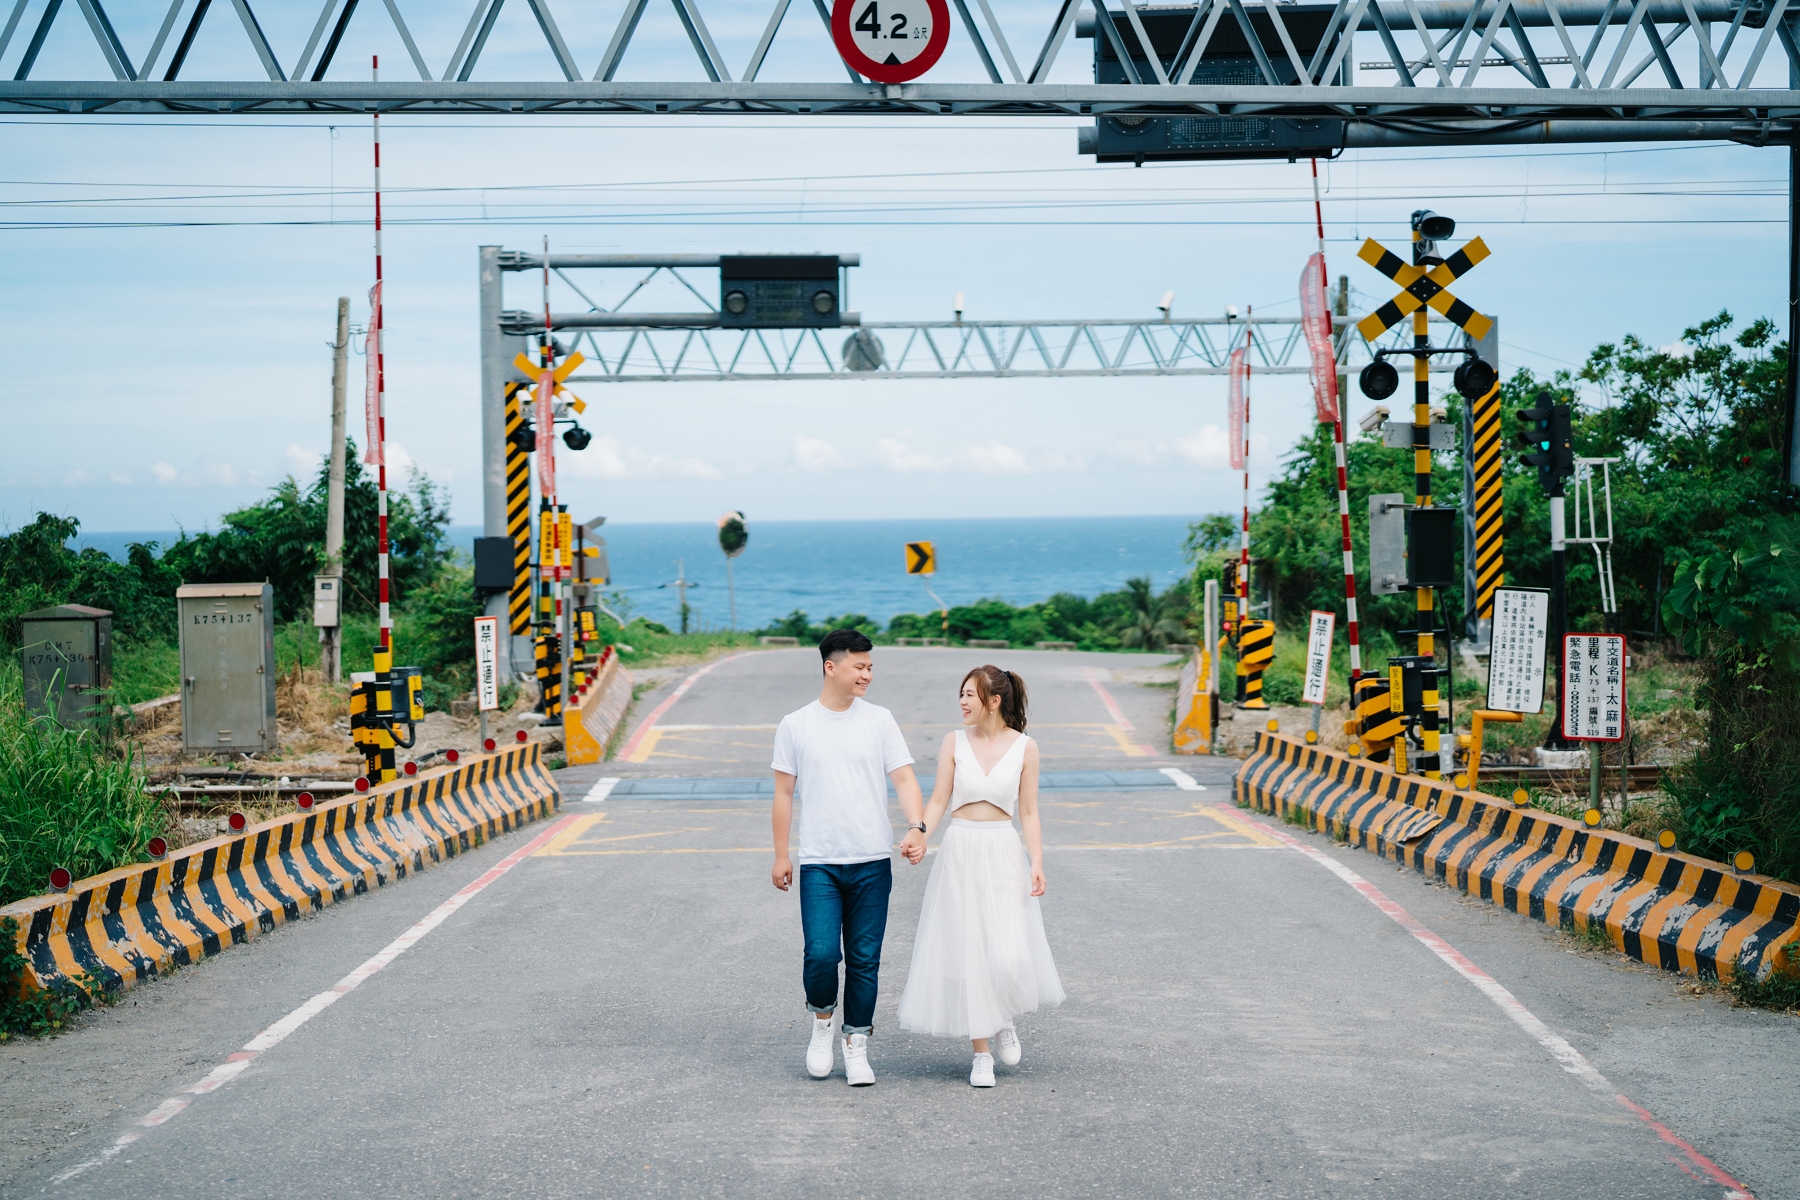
[772,770,796,890]
[891,764,927,865]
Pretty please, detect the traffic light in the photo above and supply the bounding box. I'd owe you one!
[1516,392,1573,495]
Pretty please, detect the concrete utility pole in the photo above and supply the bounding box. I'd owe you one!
[323,295,350,683]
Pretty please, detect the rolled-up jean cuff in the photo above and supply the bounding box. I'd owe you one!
[842,1024,872,1036]
[806,1003,835,1015]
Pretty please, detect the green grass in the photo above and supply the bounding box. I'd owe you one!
[1726,947,1800,1012]
[0,667,165,908]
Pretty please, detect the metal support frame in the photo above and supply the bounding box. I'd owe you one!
[0,0,1798,135]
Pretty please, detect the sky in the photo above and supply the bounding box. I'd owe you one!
[1,1,1789,535]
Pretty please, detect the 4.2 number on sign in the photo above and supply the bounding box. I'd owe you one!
[831,0,949,83]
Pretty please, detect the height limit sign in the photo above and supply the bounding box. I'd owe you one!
[1563,634,1626,741]
[832,0,949,83]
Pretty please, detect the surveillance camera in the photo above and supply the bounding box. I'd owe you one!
[1358,405,1390,433]
[953,291,965,321]
[1158,290,1175,318]
[1225,305,1238,321]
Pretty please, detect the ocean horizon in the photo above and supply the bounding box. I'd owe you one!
[72,514,1201,632]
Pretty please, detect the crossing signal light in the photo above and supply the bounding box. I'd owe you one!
[1359,358,1399,401]
[1453,355,1497,399]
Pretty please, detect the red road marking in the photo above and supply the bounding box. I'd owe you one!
[1226,802,1756,1200]
[617,652,749,761]
[1085,668,1158,755]
[54,811,582,1184]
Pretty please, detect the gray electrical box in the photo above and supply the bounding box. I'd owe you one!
[20,604,112,727]
[178,583,278,755]
[1369,494,1407,596]
[1381,421,1458,450]
[313,575,341,627]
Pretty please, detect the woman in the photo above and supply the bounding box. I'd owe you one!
[896,665,1065,1087]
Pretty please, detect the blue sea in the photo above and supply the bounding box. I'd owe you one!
[73,515,1199,633]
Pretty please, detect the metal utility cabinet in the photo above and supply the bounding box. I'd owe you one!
[177,583,277,755]
[20,604,112,726]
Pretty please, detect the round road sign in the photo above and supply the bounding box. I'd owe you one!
[831,0,950,84]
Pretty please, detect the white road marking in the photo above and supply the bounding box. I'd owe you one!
[584,776,621,802]
[1159,767,1207,791]
[50,812,581,1186]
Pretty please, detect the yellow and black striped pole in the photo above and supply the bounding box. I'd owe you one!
[1470,377,1505,623]
[1235,618,1274,709]
[1411,222,1442,780]
[505,382,533,639]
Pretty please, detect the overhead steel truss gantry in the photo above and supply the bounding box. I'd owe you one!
[0,0,1798,140]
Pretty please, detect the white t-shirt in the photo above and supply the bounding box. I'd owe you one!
[771,698,914,866]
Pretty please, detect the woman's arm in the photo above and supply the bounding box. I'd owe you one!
[921,732,957,836]
[1018,740,1045,896]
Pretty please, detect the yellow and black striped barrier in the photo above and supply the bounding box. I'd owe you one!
[505,382,532,637]
[0,745,559,999]
[1353,674,1401,761]
[1236,732,1800,983]
[1234,619,1274,710]
[1470,379,1505,618]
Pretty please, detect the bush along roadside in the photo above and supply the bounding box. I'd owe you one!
[0,916,115,1040]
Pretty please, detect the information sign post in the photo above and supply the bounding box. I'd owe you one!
[474,615,500,748]
[1301,610,1335,739]
[1562,633,1627,822]
[1485,587,1550,715]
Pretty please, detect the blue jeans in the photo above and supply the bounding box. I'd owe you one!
[798,858,892,1035]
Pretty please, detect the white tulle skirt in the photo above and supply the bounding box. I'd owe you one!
[896,818,1065,1040]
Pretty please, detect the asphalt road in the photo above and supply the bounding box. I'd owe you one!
[4,647,1796,1198]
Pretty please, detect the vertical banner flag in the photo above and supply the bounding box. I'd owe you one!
[1563,633,1627,740]
[535,366,557,496]
[473,616,500,711]
[362,281,383,465]
[1299,253,1340,424]
[1228,346,1248,471]
[1301,610,1336,705]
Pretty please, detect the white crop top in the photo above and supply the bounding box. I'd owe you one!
[949,729,1031,817]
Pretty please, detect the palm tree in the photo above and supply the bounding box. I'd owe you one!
[1118,576,1188,650]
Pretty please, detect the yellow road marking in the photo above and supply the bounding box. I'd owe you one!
[626,728,667,763]
[536,811,609,855]
[1194,804,1283,847]
[1102,724,1148,757]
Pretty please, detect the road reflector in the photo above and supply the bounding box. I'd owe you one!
[228,812,247,833]
[48,866,71,893]
[1304,729,1318,744]
[1733,849,1755,873]
[1453,773,1469,789]
[1657,828,1677,851]
[1347,741,1362,758]
[1265,718,1279,732]
[905,541,936,575]
[1583,808,1602,828]
[1512,788,1529,806]
[296,792,315,811]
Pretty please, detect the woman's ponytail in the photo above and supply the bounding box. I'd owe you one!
[962,664,1029,733]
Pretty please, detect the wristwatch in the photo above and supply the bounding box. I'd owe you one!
[907,822,927,833]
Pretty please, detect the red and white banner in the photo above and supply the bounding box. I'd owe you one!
[362,282,383,466]
[1299,252,1340,424]
[534,368,557,496]
[1227,346,1248,471]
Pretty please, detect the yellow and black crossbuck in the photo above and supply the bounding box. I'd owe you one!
[1355,237,1494,343]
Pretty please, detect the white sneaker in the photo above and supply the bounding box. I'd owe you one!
[995,1025,1021,1067]
[805,1015,836,1079]
[843,1033,875,1086]
[969,1052,996,1088]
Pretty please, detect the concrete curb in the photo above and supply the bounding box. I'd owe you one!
[563,651,633,765]
[1235,732,1800,982]
[1,744,559,997]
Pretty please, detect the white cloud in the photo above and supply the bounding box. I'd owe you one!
[286,443,319,475]
[876,438,952,474]
[109,471,131,485]
[1174,425,1231,469]
[1657,342,1694,359]
[563,435,722,481]
[792,435,842,473]
[966,442,1030,474]
[204,462,240,486]
[63,470,93,486]
[151,462,178,485]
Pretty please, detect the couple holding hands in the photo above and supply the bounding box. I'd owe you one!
[771,629,1065,1089]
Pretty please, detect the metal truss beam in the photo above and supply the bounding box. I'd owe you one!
[537,314,1470,381]
[2,0,1799,128]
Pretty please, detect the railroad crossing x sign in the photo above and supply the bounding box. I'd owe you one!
[905,541,936,575]
[1355,237,1494,343]
[513,350,588,414]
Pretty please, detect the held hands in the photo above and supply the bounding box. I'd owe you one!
[900,829,927,865]
[772,854,793,891]
[1030,864,1046,897]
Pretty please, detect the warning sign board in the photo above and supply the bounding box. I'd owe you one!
[832,0,950,83]
[1563,633,1626,741]
[1301,610,1335,706]
[1486,586,1549,714]
[474,616,501,712]
[905,541,936,575]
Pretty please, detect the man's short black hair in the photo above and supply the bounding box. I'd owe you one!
[819,628,874,662]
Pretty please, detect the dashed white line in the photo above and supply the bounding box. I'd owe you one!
[584,776,621,802]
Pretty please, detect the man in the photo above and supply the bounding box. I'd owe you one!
[771,629,927,1086]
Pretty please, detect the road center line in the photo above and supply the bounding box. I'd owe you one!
[1225,801,1756,1200]
[617,653,750,762]
[51,811,582,1186]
